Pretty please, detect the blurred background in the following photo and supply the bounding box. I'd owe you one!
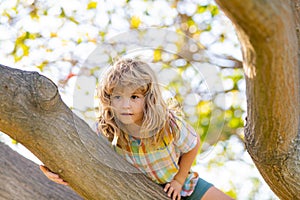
[0,0,278,199]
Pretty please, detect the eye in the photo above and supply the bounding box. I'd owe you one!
[131,95,139,99]
[112,95,121,100]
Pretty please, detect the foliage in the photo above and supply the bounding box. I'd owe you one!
[0,0,244,143]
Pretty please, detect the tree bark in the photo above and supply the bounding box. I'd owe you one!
[0,142,82,200]
[215,0,300,199]
[0,64,169,199]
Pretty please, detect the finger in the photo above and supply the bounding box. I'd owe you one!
[172,190,178,200]
[167,187,174,197]
[55,180,68,186]
[40,165,55,176]
[164,183,170,192]
[40,165,59,179]
[48,176,61,182]
[50,176,69,186]
[58,180,69,186]
[39,165,49,173]
[46,171,60,179]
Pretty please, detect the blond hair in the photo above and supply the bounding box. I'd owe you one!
[97,58,178,148]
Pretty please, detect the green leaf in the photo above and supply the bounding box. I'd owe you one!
[208,5,219,17]
[197,5,207,14]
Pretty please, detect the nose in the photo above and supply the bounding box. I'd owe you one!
[121,98,131,108]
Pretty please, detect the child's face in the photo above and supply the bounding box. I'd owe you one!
[111,87,145,127]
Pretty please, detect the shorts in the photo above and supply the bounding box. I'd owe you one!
[182,178,214,200]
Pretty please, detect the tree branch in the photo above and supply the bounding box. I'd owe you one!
[0,64,169,199]
[0,142,82,199]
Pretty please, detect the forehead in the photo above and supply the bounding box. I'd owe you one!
[112,86,143,94]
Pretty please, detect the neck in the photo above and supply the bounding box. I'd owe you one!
[124,124,142,138]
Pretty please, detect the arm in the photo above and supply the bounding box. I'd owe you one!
[164,134,200,200]
[174,133,200,185]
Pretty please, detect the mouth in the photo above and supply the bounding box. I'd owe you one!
[121,113,133,116]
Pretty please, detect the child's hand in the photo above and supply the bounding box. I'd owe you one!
[164,179,183,200]
[39,165,69,186]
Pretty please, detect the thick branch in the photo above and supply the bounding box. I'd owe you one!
[0,64,169,199]
[0,142,82,199]
[216,0,300,199]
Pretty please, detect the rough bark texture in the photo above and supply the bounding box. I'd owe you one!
[0,142,82,200]
[0,64,169,199]
[215,0,300,199]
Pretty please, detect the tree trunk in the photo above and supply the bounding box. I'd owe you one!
[0,142,82,200]
[215,0,300,199]
[0,64,169,199]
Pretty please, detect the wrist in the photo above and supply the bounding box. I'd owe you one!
[173,175,185,186]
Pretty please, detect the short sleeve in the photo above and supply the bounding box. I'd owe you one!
[173,117,198,153]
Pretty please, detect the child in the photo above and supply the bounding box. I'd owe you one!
[41,59,233,200]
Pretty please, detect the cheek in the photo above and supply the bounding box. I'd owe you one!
[111,100,119,108]
[139,101,145,112]
[110,103,119,114]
